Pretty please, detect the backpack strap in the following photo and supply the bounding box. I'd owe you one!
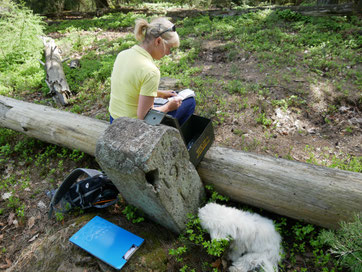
[69,176,108,209]
[48,168,102,218]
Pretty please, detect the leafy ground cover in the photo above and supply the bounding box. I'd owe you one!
[0,2,361,271]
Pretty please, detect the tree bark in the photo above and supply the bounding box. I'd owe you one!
[1,95,361,229]
[41,37,72,106]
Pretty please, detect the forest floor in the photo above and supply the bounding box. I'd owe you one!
[1,6,361,272]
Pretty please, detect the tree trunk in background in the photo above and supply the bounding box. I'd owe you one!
[317,0,339,5]
[94,0,109,9]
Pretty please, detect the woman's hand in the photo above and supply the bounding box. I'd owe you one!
[138,94,182,120]
[166,97,182,111]
[154,97,182,113]
[157,90,177,99]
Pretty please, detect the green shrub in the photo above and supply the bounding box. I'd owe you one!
[0,0,45,95]
[276,9,306,22]
[0,1,44,68]
[318,214,362,271]
[227,80,247,95]
[46,12,145,33]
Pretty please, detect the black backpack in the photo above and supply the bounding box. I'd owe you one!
[48,168,119,218]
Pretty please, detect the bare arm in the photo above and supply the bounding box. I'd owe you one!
[157,90,177,99]
[137,95,182,120]
[137,95,154,120]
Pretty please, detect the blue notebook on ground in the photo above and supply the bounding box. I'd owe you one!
[69,216,144,270]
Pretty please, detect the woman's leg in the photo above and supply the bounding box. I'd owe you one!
[168,97,196,125]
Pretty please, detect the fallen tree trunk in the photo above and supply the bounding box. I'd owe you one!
[0,95,107,155]
[198,147,362,229]
[41,37,72,106]
[1,95,361,229]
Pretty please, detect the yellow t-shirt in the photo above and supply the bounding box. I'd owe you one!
[109,45,160,119]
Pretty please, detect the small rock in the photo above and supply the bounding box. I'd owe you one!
[307,128,316,134]
[2,192,12,200]
[349,117,362,125]
[27,216,36,229]
[69,59,81,69]
[211,258,221,268]
[7,213,15,226]
[339,106,350,113]
[37,200,47,210]
[28,233,39,242]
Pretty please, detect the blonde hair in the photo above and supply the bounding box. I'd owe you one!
[134,17,180,48]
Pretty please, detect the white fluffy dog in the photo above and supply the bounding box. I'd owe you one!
[198,203,282,272]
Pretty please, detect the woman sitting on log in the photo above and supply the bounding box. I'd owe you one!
[109,17,195,125]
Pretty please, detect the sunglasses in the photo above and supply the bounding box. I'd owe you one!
[156,25,176,38]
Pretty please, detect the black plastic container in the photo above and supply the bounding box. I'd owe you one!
[144,110,214,166]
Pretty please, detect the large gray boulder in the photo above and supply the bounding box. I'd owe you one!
[95,117,205,233]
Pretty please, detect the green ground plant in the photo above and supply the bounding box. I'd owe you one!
[256,112,272,128]
[169,213,230,271]
[122,205,145,224]
[318,214,362,272]
[305,145,362,173]
[0,128,91,224]
[168,186,231,270]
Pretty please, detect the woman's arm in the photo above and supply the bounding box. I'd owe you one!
[137,95,182,120]
[157,90,177,99]
[137,95,155,120]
